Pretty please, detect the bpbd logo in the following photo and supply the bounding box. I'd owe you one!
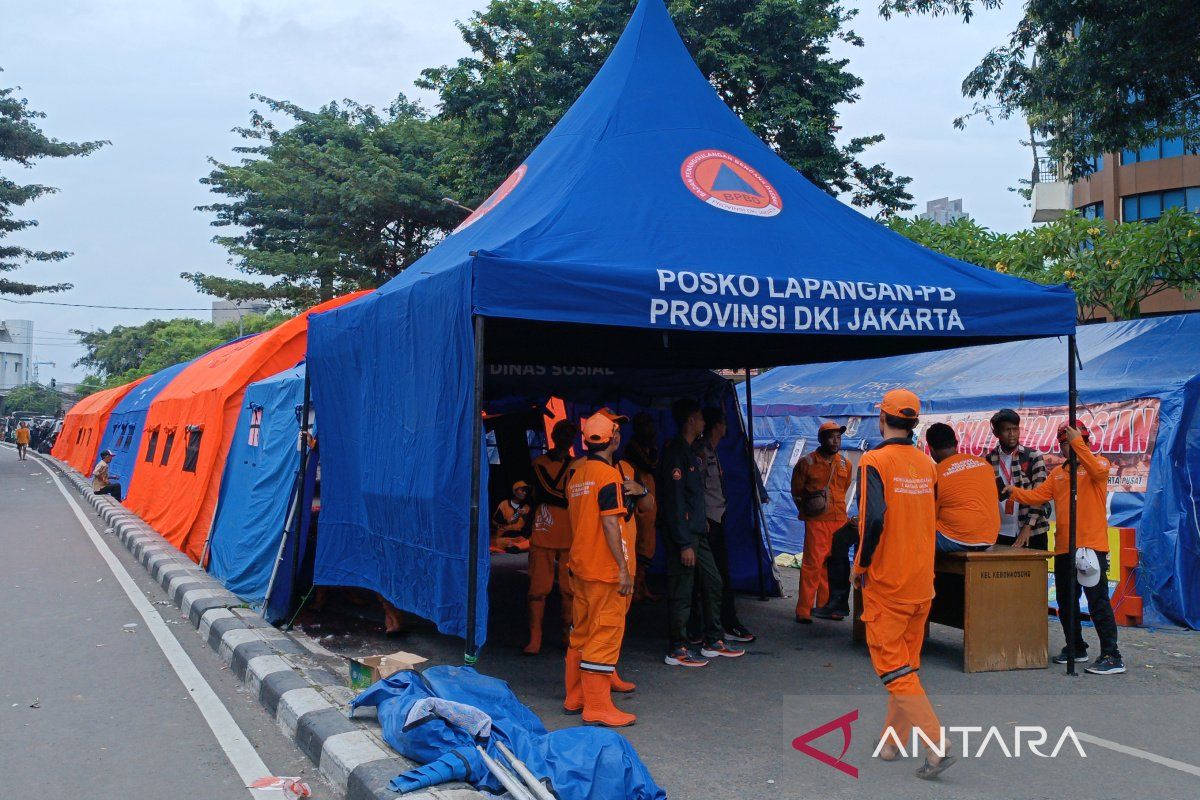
[680,150,782,217]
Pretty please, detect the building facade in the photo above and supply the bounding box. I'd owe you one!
[0,319,34,391]
[211,300,271,326]
[918,197,968,225]
[1032,140,1200,318]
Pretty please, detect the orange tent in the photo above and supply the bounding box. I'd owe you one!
[124,292,368,562]
[51,378,147,476]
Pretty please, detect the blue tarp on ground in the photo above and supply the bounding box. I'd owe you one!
[740,315,1200,629]
[208,365,307,609]
[97,360,193,494]
[306,0,1077,646]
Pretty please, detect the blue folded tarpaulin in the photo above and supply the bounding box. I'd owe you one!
[306,0,1077,646]
[741,315,1200,629]
[97,360,194,494]
[352,666,666,800]
[208,365,307,609]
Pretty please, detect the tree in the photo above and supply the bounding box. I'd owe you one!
[878,1,1200,179]
[1,69,107,295]
[419,0,913,213]
[73,312,289,387]
[191,95,466,309]
[3,383,61,416]
[887,209,1200,320]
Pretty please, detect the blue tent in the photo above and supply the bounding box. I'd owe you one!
[207,365,308,615]
[306,0,1077,651]
[97,360,194,494]
[741,315,1200,629]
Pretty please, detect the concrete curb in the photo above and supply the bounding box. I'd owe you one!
[43,455,481,800]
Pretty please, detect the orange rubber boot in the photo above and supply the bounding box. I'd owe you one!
[523,599,545,655]
[610,668,636,693]
[563,650,584,714]
[581,671,636,728]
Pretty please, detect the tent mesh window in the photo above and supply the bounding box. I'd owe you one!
[76,428,84,445]
[144,429,159,463]
[182,426,203,473]
[160,430,175,466]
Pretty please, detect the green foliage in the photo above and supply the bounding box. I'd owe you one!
[418,0,913,213]
[191,95,466,309]
[72,312,289,387]
[888,209,1200,320]
[878,1,1200,178]
[0,68,107,295]
[3,383,61,416]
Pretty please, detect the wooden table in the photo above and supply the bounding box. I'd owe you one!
[853,546,1050,673]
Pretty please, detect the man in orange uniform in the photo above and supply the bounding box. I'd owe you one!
[14,421,31,461]
[1005,422,1124,675]
[563,410,647,727]
[925,423,1001,553]
[525,420,579,655]
[624,412,661,603]
[791,421,853,623]
[491,481,531,554]
[855,390,953,779]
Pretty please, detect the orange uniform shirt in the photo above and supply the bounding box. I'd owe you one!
[1008,437,1110,554]
[935,453,1001,546]
[855,438,938,604]
[567,455,636,584]
[531,452,574,549]
[15,427,30,445]
[791,449,852,523]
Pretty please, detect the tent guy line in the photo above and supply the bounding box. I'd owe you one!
[16,445,278,800]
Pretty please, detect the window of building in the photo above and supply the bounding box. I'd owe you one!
[145,429,159,463]
[182,426,203,473]
[160,431,175,466]
[1121,135,1197,165]
[1122,187,1200,221]
[1080,202,1104,220]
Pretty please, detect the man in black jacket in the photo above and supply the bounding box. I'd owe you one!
[659,398,744,667]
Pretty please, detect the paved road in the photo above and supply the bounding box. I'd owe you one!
[0,446,322,798]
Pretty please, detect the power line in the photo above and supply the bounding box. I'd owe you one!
[0,296,211,311]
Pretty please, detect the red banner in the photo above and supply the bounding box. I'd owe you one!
[923,399,1161,493]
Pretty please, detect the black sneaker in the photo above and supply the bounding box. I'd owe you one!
[1051,648,1089,665]
[812,606,845,621]
[723,625,756,643]
[1085,654,1126,675]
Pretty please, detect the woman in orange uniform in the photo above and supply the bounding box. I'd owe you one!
[562,410,647,727]
[791,421,853,622]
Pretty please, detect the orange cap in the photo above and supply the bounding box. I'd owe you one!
[582,407,628,446]
[512,480,529,492]
[878,388,921,420]
[818,421,847,435]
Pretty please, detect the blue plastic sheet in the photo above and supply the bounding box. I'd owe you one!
[208,365,306,608]
[306,0,1078,646]
[741,315,1200,628]
[352,666,666,800]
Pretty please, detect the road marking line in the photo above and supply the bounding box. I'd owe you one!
[1078,733,1200,778]
[25,450,278,799]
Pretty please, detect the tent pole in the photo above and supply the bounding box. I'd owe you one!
[1066,335,1079,677]
[744,367,767,600]
[466,315,486,664]
[263,369,313,620]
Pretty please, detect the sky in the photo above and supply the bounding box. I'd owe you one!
[3,0,1029,385]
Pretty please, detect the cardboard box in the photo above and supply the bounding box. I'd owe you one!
[348,650,428,691]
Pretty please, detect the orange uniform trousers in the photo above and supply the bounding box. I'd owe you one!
[795,519,840,618]
[569,575,630,672]
[528,545,574,626]
[634,474,657,561]
[862,591,942,748]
